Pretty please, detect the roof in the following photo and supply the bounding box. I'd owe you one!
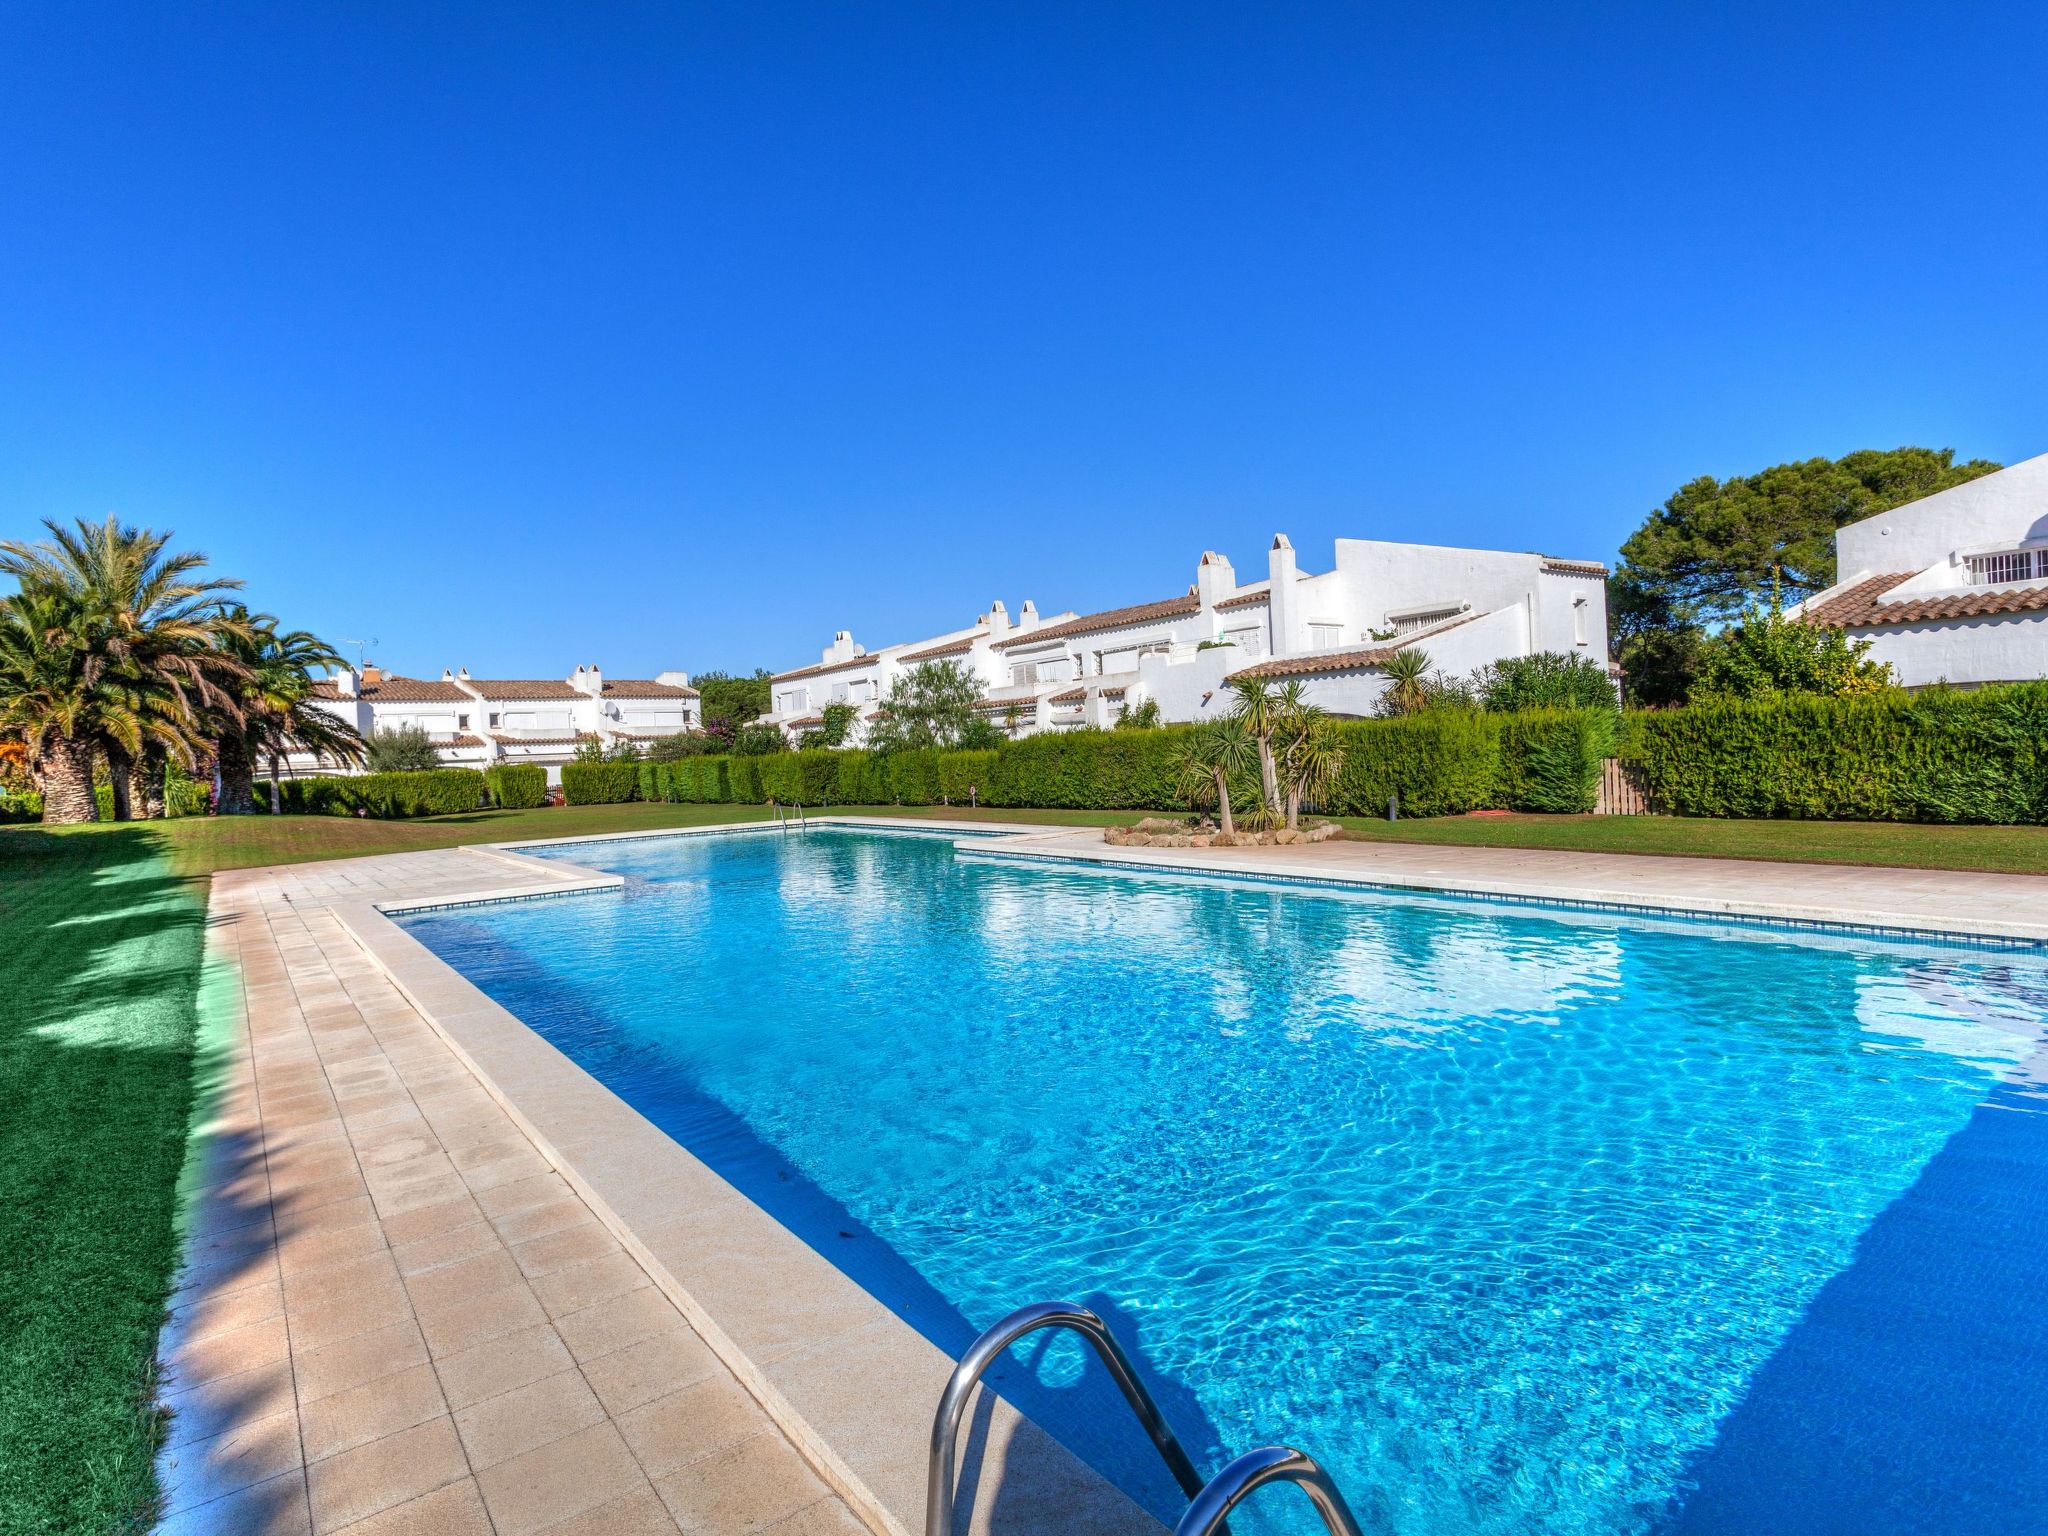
[770,651,891,683]
[896,636,977,663]
[1540,557,1610,577]
[1214,585,1272,611]
[309,675,471,704]
[1799,571,2048,628]
[1225,611,1490,681]
[992,593,1202,649]
[602,679,699,699]
[971,695,1039,711]
[466,678,582,700]
[489,734,584,746]
[783,714,824,729]
[448,734,487,749]
[1046,687,1087,704]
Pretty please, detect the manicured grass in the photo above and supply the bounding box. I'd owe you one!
[0,827,210,1535]
[1325,811,2048,875]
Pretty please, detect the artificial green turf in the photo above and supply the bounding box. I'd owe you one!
[0,827,208,1535]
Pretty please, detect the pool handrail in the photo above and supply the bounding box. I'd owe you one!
[926,1299,1217,1536]
[1172,1445,1365,1536]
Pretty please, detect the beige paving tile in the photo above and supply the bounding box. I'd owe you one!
[155,1468,312,1536]
[474,1420,650,1536]
[509,1218,616,1279]
[161,1408,303,1513]
[306,1416,469,1533]
[530,1249,651,1319]
[415,1278,550,1358]
[328,1478,492,1536]
[452,1367,607,1469]
[301,1363,448,1464]
[580,1326,723,1418]
[163,1359,298,1450]
[168,1313,291,1390]
[432,1322,579,1412]
[293,1321,431,1404]
[617,1372,769,1480]
[553,1285,693,1365]
[654,1432,833,1535]
[541,1487,685,1536]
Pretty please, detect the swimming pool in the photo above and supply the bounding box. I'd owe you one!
[398,828,2048,1536]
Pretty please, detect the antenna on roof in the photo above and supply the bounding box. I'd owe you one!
[338,637,379,670]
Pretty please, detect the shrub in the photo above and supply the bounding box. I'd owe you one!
[364,724,443,773]
[1622,684,2048,822]
[1496,709,1615,814]
[165,761,210,817]
[937,750,996,805]
[0,789,43,824]
[1473,652,1618,712]
[486,764,547,809]
[758,750,843,804]
[280,769,486,818]
[879,749,939,805]
[983,727,1191,810]
[726,755,765,804]
[1325,712,1501,818]
[561,762,639,805]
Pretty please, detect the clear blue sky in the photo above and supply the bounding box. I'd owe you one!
[3,3,2043,678]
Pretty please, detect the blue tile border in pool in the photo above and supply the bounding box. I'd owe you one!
[959,845,2048,955]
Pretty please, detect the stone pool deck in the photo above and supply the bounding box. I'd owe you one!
[157,847,873,1536]
[155,820,2048,1536]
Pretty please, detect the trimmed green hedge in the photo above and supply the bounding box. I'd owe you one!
[281,769,486,818]
[1497,709,1616,815]
[486,764,548,809]
[984,728,1191,810]
[561,762,639,805]
[1622,684,2048,823]
[1326,713,1501,818]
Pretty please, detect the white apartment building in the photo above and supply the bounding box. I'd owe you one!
[762,533,1611,738]
[1789,451,2048,687]
[301,664,699,782]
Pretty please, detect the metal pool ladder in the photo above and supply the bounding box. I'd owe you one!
[927,1300,1365,1536]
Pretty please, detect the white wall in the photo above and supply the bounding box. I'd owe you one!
[1854,613,2048,687]
[1836,453,2048,578]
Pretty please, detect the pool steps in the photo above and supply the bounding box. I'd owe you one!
[930,1301,1365,1536]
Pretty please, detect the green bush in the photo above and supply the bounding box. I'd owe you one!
[1496,709,1616,814]
[0,789,42,824]
[561,762,639,805]
[726,755,764,804]
[165,761,210,817]
[281,769,486,818]
[880,749,939,805]
[937,750,996,805]
[1622,684,2048,822]
[758,751,841,805]
[1325,713,1501,818]
[985,728,1192,810]
[486,764,547,810]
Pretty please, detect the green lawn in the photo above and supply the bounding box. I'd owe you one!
[0,827,211,1535]
[3,797,2043,1533]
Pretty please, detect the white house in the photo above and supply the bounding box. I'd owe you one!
[303,664,699,782]
[760,533,1611,738]
[1789,452,2048,687]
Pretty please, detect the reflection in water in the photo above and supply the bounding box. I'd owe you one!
[403,830,2048,1536]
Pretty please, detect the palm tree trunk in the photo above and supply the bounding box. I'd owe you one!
[36,737,99,824]
[132,749,167,819]
[267,752,283,815]
[216,729,258,816]
[105,744,134,821]
[1213,768,1234,837]
[1285,785,1301,832]
[1256,732,1280,816]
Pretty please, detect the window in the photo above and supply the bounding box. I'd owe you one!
[1309,623,1342,649]
[1967,549,2046,586]
[1573,598,1588,647]
[829,682,848,704]
[457,713,470,729]
[488,712,500,728]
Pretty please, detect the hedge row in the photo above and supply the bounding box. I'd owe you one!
[1621,683,2048,822]
[486,764,548,809]
[551,710,1617,817]
[277,769,488,818]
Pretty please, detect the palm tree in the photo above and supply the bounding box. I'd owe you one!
[0,516,247,821]
[1173,718,1257,836]
[0,591,99,823]
[1273,684,1345,831]
[214,609,364,814]
[1380,648,1432,716]
[1225,676,1283,819]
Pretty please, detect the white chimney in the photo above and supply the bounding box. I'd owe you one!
[1196,550,1235,609]
[1019,600,1040,631]
[1268,534,1304,656]
[985,600,1010,642]
[656,669,691,688]
[333,667,358,698]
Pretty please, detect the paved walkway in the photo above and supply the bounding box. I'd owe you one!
[992,826,2048,941]
[156,847,865,1536]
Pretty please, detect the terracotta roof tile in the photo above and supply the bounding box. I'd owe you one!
[602,679,699,699]
[489,732,588,746]
[1225,611,1489,681]
[310,675,471,703]
[992,593,1201,649]
[783,714,824,729]
[466,678,582,700]
[771,652,892,683]
[1540,557,1610,577]
[1046,687,1087,703]
[972,695,1038,711]
[1214,585,1272,611]
[897,636,977,662]
[1799,571,2048,627]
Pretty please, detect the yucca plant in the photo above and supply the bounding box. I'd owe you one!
[1273,682,1345,830]
[1380,648,1432,716]
[1173,717,1258,836]
[1225,675,1284,819]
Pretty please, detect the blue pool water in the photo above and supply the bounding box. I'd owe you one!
[399,829,2048,1535]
